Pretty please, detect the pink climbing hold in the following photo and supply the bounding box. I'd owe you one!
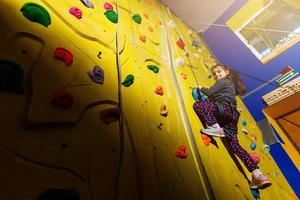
[103,2,113,10]
[175,145,188,159]
[69,7,82,19]
[54,47,73,66]
[249,152,260,164]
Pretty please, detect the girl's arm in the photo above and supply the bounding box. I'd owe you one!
[200,78,226,97]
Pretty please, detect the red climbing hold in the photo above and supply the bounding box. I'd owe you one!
[201,134,211,146]
[176,38,185,49]
[54,47,73,66]
[103,2,113,10]
[51,91,74,109]
[69,7,82,19]
[175,145,188,159]
[154,86,163,96]
[139,35,146,43]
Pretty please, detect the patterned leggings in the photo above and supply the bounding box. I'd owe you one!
[193,101,258,172]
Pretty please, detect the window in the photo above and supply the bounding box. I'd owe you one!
[227,0,300,63]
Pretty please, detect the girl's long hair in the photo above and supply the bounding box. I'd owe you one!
[211,64,247,96]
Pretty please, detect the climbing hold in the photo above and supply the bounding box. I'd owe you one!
[148,26,154,33]
[88,65,104,84]
[147,0,153,6]
[204,62,211,68]
[242,127,248,134]
[251,134,257,141]
[103,2,113,10]
[147,65,159,73]
[194,53,200,59]
[157,123,163,130]
[249,152,260,164]
[160,104,168,117]
[157,20,162,25]
[69,7,82,19]
[168,20,175,28]
[132,14,142,24]
[192,39,200,47]
[38,188,80,200]
[104,10,118,23]
[207,73,213,79]
[80,0,94,8]
[250,142,256,150]
[237,107,243,113]
[54,47,73,66]
[174,57,185,67]
[176,38,185,49]
[0,60,24,94]
[100,107,120,124]
[143,13,149,19]
[201,134,211,146]
[241,119,247,126]
[139,35,147,43]
[121,75,134,87]
[263,144,270,152]
[250,188,260,200]
[192,88,207,101]
[184,50,190,57]
[20,3,51,27]
[181,72,187,80]
[51,91,74,109]
[154,86,163,96]
[187,29,193,36]
[175,145,187,159]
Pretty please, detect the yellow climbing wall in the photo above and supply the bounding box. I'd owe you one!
[0,0,297,200]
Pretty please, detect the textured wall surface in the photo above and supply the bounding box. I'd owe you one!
[0,0,296,199]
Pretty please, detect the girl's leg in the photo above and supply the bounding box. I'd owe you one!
[193,101,218,126]
[226,135,258,172]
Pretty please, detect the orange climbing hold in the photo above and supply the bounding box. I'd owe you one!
[160,104,168,117]
[201,134,211,146]
[139,35,146,43]
[148,26,153,33]
[175,145,188,159]
[180,72,187,80]
[176,38,185,49]
[154,86,163,96]
[143,13,149,19]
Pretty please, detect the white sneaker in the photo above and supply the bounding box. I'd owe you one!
[201,123,225,137]
[250,174,272,189]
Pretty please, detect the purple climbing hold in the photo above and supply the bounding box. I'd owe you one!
[80,0,94,8]
[88,65,104,84]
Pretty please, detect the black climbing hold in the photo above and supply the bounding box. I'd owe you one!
[38,188,80,200]
[132,14,142,24]
[20,3,51,27]
[121,75,134,87]
[0,60,24,94]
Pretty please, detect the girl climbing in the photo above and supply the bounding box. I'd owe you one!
[193,64,272,189]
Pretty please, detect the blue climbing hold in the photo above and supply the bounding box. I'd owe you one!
[241,119,247,126]
[250,188,260,199]
[250,142,256,150]
[192,88,207,101]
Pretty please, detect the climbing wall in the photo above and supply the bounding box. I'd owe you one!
[0,0,297,200]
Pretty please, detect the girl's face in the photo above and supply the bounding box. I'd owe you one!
[212,66,229,80]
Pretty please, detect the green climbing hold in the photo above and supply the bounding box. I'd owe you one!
[121,75,134,87]
[20,3,51,27]
[147,65,159,73]
[104,10,118,23]
[132,14,142,24]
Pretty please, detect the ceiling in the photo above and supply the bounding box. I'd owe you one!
[160,0,235,32]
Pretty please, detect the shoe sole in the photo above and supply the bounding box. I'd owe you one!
[258,181,272,189]
[200,130,225,137]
